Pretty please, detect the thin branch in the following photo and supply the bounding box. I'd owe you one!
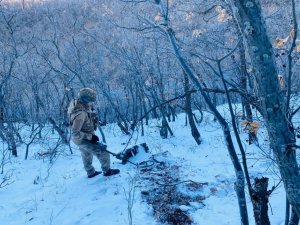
[268,180,282,196]
[138,90,196,123]
[291,106,300,118]
[286,0,298,112]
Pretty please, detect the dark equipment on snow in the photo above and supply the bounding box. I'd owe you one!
[103,168,120,176]
[101,143,149,164]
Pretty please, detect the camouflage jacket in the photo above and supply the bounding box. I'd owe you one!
[68,100,98,145]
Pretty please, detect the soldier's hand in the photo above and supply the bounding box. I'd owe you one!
[91,135,99,143]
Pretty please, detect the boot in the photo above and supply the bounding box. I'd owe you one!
[88,171,102,178]
[103,169,120,177]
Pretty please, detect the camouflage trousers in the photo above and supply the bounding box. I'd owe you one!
[77,140,110,176]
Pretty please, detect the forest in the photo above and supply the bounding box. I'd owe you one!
[1,0,300,225]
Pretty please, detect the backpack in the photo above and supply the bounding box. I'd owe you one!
[67,99,79,127]
[67,99,98,130]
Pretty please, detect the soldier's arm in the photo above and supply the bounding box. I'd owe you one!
[71,112,93,141]
[91,112,98,131]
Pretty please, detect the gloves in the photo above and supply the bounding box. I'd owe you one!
[91,134,99,143]
[99,142,107,151]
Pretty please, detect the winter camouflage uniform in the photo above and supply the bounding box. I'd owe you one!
[69,92,110,177]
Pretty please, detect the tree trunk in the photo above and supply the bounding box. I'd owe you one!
[166,105,171,122]
[234,19,256,145]
[141,94,149,126]
[231,0,300,215]
[2,122,18,157]
[286,197,291,225]
[0,91,17,156]
[212,92,217,122]
[169,105,176,122]
[150,90,174,138]
[160,117,168,139]
[117,121,131,135]
[290,208,300,225]
[252,177,271,225]
[0,90,4,123]
[48,117,68,144]
[0,107,3,122]
[184,72,201,145]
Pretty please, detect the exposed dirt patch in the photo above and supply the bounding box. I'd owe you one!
[138,152,206,225]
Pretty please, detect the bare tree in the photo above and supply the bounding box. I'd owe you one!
[230,0,300,216]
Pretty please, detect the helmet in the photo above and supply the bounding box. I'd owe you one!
[78,88,97,103]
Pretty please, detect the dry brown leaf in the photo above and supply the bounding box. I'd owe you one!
[278,75,284,90]
[289,27,294,39]
[215,6,231,22]
[241,120,260,135]
[241,120,250,126]
[154,13,162,21]
[275,36,289,48]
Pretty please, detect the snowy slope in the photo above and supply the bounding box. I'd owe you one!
[0,109,292,225]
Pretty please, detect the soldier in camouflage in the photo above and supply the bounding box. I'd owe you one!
[69,88,120,178]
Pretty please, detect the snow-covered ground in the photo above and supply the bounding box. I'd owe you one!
[0,109,293,225]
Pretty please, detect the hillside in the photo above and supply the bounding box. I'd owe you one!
[0,109,292,225]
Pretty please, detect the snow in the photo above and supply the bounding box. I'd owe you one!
[0,109,293,225]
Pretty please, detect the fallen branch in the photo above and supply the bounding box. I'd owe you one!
[155,179,208,187]
[0,171,14,188]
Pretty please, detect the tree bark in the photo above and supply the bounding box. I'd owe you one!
[252,177,271,225]
[286,198,291,225]
[184,72,201,145]
[290,208,300,225]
